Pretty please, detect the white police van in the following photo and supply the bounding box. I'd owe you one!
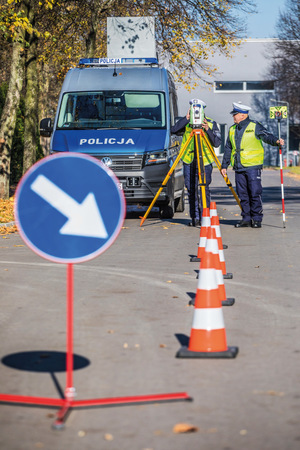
[40,57,184,218]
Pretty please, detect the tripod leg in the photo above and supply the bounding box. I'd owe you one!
[195,132,207,210]
[140,133,195,226]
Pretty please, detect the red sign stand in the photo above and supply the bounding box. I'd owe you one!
[0,263,191,428]
[1,154,191,427]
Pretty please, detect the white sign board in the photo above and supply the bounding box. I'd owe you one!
[107,17,156,58]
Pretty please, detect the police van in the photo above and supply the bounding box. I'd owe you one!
[40,57,185,218]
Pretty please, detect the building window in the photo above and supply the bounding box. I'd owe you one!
[246,81,274,91]
[215,81,275,93]
[215,81,243,91]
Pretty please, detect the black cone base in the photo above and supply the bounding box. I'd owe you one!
[176,346,239,359]
[222,298,235,306]
[223,272,233,279]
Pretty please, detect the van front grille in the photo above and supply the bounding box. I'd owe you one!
[95,154,143,172]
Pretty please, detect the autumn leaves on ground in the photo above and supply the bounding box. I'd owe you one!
[0,197,17,235]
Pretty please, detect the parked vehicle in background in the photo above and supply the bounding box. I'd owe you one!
[40,57,185,218]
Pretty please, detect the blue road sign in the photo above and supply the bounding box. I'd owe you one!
[15,153,125,263]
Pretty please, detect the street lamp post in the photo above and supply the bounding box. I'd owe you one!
[270,98,290,166]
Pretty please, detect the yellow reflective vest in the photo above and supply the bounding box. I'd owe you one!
[229,121,264,168]
[180,118,215,165]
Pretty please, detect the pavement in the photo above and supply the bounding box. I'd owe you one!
[0,167,300,450]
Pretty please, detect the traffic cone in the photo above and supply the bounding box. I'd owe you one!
[176,230,238,358]
[190,208,210,262]
[211,215,233,279]
[206,227,235,307]
[210,201,228,248]
[210,201,218,218]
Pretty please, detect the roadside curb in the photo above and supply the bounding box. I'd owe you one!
[0,221,16,228]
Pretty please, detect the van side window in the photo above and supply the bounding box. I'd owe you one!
[169,92,178,127]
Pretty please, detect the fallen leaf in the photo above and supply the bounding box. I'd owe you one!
[104,433,114,441]
[78,430,86,437]
[123,343,128,348]
[159,344,167,348]
[173,423,198,433]
[240,429,248,435]
[166,280,172,283]
[253,390,285,397]
[266,390,285,397]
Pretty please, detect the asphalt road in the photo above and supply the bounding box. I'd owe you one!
[0,168,300,450]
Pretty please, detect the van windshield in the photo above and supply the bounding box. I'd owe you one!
[57,91,166,130]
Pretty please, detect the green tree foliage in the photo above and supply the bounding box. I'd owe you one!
[0,0,255,197]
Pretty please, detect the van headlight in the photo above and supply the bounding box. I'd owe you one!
[144,150,168,166]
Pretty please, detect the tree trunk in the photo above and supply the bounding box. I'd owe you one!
[0,39,25,198]
[86,27,97,57]
[23,8,39,174]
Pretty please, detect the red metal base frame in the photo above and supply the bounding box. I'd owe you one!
[0,392,192,428]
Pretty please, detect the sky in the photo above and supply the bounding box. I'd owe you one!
[243,0,283,39]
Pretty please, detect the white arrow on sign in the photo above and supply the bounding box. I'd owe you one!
[30,174,108,239]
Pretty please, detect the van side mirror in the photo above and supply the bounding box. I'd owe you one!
[40,118,53,137]
[172,116,185,136]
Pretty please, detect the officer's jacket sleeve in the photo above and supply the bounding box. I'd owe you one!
[171,116,189,134]
[255,121,279,146]
[206,121,222,148]
[221,136,233,169]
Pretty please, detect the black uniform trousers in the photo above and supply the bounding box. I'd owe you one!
[184,160,213,222]
[235,168,263,222]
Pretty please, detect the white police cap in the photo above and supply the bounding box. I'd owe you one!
[189,98,207,108]
[230,101,251,115]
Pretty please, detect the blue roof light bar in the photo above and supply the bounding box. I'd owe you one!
[78,57,158,66]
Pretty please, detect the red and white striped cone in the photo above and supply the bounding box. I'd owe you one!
[211,215,232,279]
[210,201,218,218]
[190,208,210,262]
[205,227,235,307]
[177,229,238,358]
[210,201,228,248]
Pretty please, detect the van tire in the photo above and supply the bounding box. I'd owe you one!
[175,190,185,213]
[159,201,174,219]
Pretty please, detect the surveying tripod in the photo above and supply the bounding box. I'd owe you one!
[140,127,241,226]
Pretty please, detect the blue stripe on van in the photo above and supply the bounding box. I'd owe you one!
[52,129,168,155]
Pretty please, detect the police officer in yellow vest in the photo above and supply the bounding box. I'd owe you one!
[221,102,284,228]
[171,100,221,226]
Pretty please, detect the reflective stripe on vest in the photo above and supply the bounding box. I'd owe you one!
[229,122,264,168]
[180,118,214,165]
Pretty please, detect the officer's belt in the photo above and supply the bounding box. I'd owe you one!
[235,148,244,152]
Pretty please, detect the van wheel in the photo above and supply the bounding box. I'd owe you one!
[159,204,174,219]
[175,190,185,213]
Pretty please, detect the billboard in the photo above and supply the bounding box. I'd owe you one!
[107,17,156,58]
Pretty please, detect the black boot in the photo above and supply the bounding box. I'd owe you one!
[188,219,200,227]
[235,220,251,228]
[252,221,262,228]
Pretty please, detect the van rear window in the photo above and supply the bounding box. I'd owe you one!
[57,91,166,130]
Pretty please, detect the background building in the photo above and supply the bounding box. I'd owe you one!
[175,39,296,166]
